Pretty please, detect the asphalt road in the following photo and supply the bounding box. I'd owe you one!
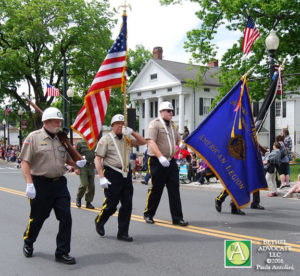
[0,162,300,276]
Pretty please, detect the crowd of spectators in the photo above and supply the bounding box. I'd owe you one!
[0,145,22,168]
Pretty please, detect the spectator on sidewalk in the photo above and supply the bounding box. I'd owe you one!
[263,142,281,197]
[283,175,300,198]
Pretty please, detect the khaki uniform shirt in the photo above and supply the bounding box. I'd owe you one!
[20,128,69,178]
[95,131,137,168]
[146,118,180,159]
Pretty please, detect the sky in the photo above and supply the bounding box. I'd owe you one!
[110,0,241,64]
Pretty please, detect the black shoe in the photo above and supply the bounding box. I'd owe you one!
[76,198,81,208]
[23,243,33,258]
[215,199,222,213]
[251,204,265,210]
[144,216,155,224]
[117,234,133,242]
[141,180,148,185]
[55,254,76,265]
[86,202,95,209]
[231,209,246,215]
[95,217,105,236]
[172,219,189,226]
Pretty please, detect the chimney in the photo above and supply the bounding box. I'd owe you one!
[153,47,163,60]
[208,60,219,68]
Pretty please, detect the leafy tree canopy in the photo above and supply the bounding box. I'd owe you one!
[160,0,300,103]
[0,0,115,129]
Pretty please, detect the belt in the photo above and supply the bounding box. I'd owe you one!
[86,162,94,165]
[32,175,62,182]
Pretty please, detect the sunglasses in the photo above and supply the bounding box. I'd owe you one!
[164,110,173,113]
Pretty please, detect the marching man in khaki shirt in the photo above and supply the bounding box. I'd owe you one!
[20,107,86,265]
[143,101,188,226]
[94,114,146,241]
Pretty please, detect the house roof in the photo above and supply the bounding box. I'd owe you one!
[152,58,221,87]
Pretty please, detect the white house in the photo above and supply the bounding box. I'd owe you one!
[128,47,220,152]
[128,47,300,157]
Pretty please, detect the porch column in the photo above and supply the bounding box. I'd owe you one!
[179,94,185,135]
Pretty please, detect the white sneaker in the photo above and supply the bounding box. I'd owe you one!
[283,193,290,198]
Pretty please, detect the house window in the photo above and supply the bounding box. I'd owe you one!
[204,88,210,92]
[199,98,211,115]
[275,101,286,117]
[152,90,156,94]
[137,92,141,96]
[172,99,176,116]
[167,88,172,92]
[175,99,179,115]
[142,103,145,118]
[297,132,300,144]
[253,102,259,117]
[150,73,157,80]
[142,129,145,137]
[155,101,158,117]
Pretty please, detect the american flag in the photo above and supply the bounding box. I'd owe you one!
[72,15,127,150]
[46,83,60,97]
[242,16,260,55]
[5,106,11,116]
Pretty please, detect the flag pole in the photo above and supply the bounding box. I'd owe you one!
[119,1,131,173]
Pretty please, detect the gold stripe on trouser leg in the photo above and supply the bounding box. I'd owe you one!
[24,198,32,240]
[24,218,33,240]
[216,189,225,201]
[96,197,107,223]
[144,157,153,213]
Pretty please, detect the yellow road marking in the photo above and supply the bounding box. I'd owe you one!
[2,186,300,252]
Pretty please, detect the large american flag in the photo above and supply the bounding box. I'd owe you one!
[72,15,127,149]
[242,16,260,55]
[46,83,60,96]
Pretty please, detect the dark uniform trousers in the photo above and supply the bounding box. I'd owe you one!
[24,176,72,255]
[216,189,260,209]
[96,167,133,236]
[144,157,183,221]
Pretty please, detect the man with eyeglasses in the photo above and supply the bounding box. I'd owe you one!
[143,101,188,226]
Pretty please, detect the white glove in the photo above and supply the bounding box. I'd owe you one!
[159,156,170,167]
[76,159,86,168]
[99,177,111,189]
[179,142,185,149]
[26,183,36,199]
[122,126,133,136]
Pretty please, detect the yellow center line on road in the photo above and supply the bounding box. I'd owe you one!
[2,186,300,252]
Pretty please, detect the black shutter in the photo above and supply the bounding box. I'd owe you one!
[253,102,259,117]
[142,103,145,118]
[199,98,203,115]
[150,102,153,118]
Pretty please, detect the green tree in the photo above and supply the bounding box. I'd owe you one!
[0,0,115,129]
[160,0,300,103]
[127,45,153,84]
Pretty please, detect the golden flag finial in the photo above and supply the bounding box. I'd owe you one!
[118,0,132,15]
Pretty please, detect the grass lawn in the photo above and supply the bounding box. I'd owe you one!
[290,159,300,182]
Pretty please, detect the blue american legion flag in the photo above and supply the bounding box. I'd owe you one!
[185,78,267,208]
[46,83,60,97]
[72,15,127,150]
[242,16,260,55]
